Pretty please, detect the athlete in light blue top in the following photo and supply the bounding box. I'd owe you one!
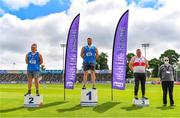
[81,38,99,89]
[83,45,96,64]
[27,51,40,71]
[25,43,43,96]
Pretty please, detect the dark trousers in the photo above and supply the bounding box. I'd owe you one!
[162,81,174,105]
[134,73,146,96]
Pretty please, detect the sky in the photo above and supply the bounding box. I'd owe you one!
[0,0,180,70]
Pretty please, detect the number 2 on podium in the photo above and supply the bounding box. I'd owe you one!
[29,97,34,104]
[86,91,92,100]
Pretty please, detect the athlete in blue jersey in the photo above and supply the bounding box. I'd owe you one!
[24,43,43,96]
[80,38,99,89]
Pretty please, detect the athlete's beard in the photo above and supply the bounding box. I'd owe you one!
[88,43,92,46]
[88,43,92,47]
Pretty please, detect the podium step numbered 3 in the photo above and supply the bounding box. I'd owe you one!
[133,98,149,106]
[80,89,98,106]
[24,95,43,107]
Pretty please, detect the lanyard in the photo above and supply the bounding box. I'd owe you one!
[164,65,170,71]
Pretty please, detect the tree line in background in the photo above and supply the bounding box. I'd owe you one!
[96,49,180,78]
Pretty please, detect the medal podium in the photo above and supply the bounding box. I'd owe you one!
[80,89,98,106]
[133,98,149,106]
[24,95,43,107]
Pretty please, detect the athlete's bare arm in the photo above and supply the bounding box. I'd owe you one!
[95,47,99,59]
[80,47,84,58]
[129,56,135,71]
[39,53,43,65]
[25,54,28,64]
[145,58,149,69]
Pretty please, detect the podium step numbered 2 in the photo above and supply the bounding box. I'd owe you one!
[80,89,98,106]
[24,95,43,107]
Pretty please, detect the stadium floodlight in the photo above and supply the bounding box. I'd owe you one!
[141,43,150,58]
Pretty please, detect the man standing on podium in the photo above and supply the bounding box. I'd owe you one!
[129,49,149,100]
[80,38,99,89]
[24,43,43,96]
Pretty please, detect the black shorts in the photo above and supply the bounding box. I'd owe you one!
[134,73,146,80]
[83,63,95,71]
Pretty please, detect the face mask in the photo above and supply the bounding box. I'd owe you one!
[164,61,169,64]
[164,59,169,65]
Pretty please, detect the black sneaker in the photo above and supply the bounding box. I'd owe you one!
[82,85,86,89]
[142,96,148,100]
[134,96,138,100]
[170,104,174,107]
[36,93,40,96]
[92,86,96,90]
[24,92,31,96]
[163,104,167,107]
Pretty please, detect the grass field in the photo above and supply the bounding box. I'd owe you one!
[0,84,180,117]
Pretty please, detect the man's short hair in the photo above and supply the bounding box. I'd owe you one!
[87,38,92,40]
[31,43,37,48]
[136,49,141,51]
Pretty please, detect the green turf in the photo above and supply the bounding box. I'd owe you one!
[0,84,180,117]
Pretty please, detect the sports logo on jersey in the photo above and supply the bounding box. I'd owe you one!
[86,52,92,56]
[29,59,36,64]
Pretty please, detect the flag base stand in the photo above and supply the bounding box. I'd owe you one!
[80,89,98,106]
[132,98,149,106]
[24,95,43,107]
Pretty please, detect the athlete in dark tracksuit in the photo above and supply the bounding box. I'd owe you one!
[159,57,176,107]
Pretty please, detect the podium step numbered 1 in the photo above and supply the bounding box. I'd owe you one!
[24,95,43,107]
[133,98,149,106]
[80,89,98,106]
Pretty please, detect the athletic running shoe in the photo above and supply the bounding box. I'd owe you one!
[82,85,86,89]
[134,96,138,100]
[142,96,148,100]
[163,104,167,107]
[36,93,40,96]
[24,92,31,96]
[92,86,96,89]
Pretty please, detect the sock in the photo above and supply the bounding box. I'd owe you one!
[36,90,39,94]
[28,90,31,94]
